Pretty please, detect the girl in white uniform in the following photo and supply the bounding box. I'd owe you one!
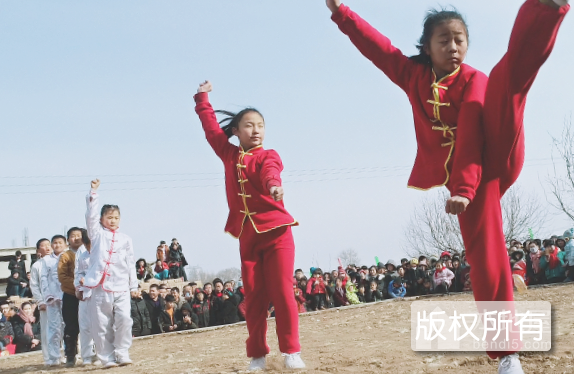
[83,179,138,368]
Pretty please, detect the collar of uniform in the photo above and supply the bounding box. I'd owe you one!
[431,65,461,87]
[101,225,119,233]
[239,144,263,155]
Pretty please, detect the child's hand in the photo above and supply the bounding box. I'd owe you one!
[445,195,470,215]
[197,80,212,93]
[91,179,100,190]
[270,186,284,201]
[326,0,341,14]
[130,291,138,298]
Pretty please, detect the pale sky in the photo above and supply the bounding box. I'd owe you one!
[0,0,572,273]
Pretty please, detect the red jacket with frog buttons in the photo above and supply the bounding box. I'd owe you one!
[194,92,298,238]
[332,4,488,202]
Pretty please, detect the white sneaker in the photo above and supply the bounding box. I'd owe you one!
[104,361,119,369]
[498,353,524,374]
[284,352,306,369]
[119,358,133,366]
[512,274,527,294]
[248,356,266,371]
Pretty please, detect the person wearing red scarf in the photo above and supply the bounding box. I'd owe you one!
[540,239,567,283]
[11,302,41,354]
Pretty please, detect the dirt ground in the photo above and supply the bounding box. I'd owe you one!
[2,283,574,374]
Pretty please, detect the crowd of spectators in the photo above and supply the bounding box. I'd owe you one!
[1,230,573,356]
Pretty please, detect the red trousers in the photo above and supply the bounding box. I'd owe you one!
[239,223,300,358]
[452,0,569,359]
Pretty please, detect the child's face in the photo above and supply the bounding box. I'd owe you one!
[336,279,342,287]
[138,261,144,267]
[51,238,67,255]
[393,282,401,288]
[359,286,365,293]
[424,281,431,289]
[166,301,174,309]
[68,230,83,250]
[398,268,405,276]
[100,208,121,231]
[369,268,376,276]
[197,293,204,301]
[215,283,223,292]
[425,19,468,77]
[232,111,265,150]
[370,283,377,291]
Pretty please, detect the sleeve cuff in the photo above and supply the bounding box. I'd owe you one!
[266,179,281,191]
[194,92,209,103]
[330,3,349,23]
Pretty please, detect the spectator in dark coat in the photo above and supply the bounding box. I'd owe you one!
[10,302,41,353]
[333,278,349,307]
[159,295,181,333]
[180,303,198,330]
[144,285,165,334]
[191,290,210,328]
[8,251,26,278]
[0,310,14,354]
[131,289,152,337]
[221,289,239,325]
[6,271,27,298]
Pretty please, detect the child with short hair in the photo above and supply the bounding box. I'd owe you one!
[40,234,68,366]
[83,179,138,368]
[195,80,304,370]
[433,261,455,294]
[306,268,327,310]
[159,295,181,333]
[191,290,210,328]
[388,279,406,298]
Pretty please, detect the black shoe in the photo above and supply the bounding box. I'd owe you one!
[65,358,76,368]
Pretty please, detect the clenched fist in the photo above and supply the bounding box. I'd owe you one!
[197,80,212,93]
[326,0,341,14]
[270,186,284,201]
[445,195,470,215]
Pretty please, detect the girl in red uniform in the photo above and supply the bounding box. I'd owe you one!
[326,0,569,372]
[194,81,305,371]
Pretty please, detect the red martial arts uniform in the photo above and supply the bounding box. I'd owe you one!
[194,92,301,358]
[333,0,569,359]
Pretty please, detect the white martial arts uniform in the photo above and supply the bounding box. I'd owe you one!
[29,260,50,364]
[40,252,65,365]
[74,245,96,363]
[84,189,138,365]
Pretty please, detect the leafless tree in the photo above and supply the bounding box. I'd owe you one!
[546,117,574,221]
[338,249,361,267]
[197,267,242,285]
[403,185,547,258]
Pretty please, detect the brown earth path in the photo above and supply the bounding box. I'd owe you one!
[1,283,573,374]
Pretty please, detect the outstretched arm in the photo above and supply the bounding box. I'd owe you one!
[86,179,102,240]
[329,2,414,93]
[260,150,285,201]
[194,81,236,160]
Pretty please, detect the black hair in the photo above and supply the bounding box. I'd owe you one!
[312,268,323,276]
[15,250,22,257]
[418,255,427,262]
[543,239,555,248]
[101,204,120,217]
[51,234,66,243]
[66,227,83,240]
[203,282,212,288]
[189,282,197,287]
[172,287,179,293]
[212,278,223,286]
[160,240,166,245]
[410,7,469,65]
[20,301,32,310]
[215,108,264,139]
[165,294,175,303]
[36,238,49,249]
[149,284,159,291]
